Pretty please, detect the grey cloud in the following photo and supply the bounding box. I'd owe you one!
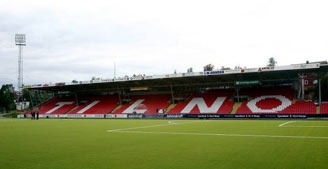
[1,0,328,89]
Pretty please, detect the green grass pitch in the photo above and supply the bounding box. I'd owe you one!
[0,118,327,169]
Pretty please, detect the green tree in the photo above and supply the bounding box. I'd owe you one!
[22,88,31,102]
[267,57,277,66]
[221,66,231,70]
[234,65,242,70]
[0,84,16,113]
[203,64,215,71]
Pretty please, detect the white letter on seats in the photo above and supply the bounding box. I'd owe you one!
[247,95,292,113]
[77,101,100,114]
[45,102,74,114]
[122,99,147,114]
[181,97,226,113]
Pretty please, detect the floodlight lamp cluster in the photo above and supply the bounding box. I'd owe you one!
[15,34,26,46]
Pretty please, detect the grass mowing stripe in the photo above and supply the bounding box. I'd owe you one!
[1,119,328,169]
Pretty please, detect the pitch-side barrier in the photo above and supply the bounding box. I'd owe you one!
[17,114,328,119]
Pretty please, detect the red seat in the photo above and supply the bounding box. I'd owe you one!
[69,95,119,114]
[168,90,234,114]
[236,88,316,114]
[26,97,76,115]
[113,94,171,114]
[320,103,328,114]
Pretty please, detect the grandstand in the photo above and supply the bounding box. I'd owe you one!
[235,87,316,114]
[113,94,171,114]
[320,103,328,114]
[21,63,328,118]
[68,95,119,114]
[168,90,234,114]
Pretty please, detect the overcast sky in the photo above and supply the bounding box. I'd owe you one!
[0,0,327,88]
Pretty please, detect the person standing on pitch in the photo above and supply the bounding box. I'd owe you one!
[36,110,39,120]
[32,110,35,120]
[31,110,33,120]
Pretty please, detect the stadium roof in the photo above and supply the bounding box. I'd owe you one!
[25,63,328,93]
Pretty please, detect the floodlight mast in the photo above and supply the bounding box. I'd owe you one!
[15,34,26,95]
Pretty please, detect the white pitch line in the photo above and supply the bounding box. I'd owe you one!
[279,121,295,127]
[283,125,328,128]
[110,130,328,139]
[168,121,176,124]
[107,120,208,132]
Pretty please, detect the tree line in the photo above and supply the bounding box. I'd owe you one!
[0,84,16,113]
[201,57,277,72]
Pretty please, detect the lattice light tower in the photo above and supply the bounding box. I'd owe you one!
[15,34,26,94]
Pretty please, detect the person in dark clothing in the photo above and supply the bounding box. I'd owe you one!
[36,111,39,120]
[31,111,35,120]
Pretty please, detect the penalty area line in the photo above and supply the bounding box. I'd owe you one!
[283,125,328,128]
[168,121,176,124]
[279,121,328,128]
[109,130,328,140]
[279,121,295,127]
[107,120,209,132]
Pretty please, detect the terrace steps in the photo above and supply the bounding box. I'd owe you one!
[166,104,177,113]
[231,102,243,114]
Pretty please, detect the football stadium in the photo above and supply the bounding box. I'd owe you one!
[1,62,327,169]
[1,1,328,169]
